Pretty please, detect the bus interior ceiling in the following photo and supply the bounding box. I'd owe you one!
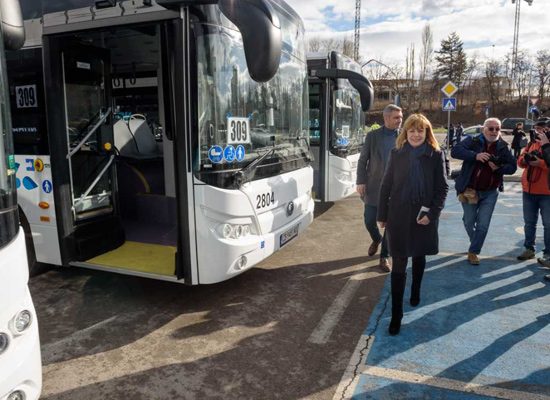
[75,24,178,274]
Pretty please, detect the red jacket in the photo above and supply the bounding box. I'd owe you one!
[518,142,550,195]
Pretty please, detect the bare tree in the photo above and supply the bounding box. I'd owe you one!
[308,36,321,53]
[513,50,534,104]
[308,35,355,59]
[462,53,480,106]
[418,23,434,110]
[341,36,354,59]
[535,50,550,105]
[484,59,504,112]
[404,44,416,112]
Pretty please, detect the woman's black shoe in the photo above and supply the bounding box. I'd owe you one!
[389,317,402,335]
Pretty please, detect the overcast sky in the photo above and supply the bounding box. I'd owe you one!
[286,0,550,66]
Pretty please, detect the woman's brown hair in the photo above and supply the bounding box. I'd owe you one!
[396,114,440,151]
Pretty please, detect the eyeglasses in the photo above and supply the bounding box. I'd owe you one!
[487,127,501,132]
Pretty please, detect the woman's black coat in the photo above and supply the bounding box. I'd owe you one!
[377,145,449,258]
[511,128,526,150]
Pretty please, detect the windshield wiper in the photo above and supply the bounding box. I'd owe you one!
[233,147,276,187]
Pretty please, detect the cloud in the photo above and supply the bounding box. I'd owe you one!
[285,0,550,64]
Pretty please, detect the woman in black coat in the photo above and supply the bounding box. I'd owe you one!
[377,114,449,336]
[511,122,526,158]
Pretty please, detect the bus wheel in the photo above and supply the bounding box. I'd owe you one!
[18,208,45,277]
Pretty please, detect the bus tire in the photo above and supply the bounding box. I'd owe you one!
[18,207,44,277]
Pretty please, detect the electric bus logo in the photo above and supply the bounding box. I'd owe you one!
[286,201,295,217]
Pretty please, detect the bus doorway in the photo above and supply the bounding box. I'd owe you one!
[43,21,186,281]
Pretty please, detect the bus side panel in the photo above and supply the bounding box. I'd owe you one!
[327,152,359,202]
[0,230,42,400]
[14,155,62,265]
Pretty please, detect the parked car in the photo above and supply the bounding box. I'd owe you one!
[501,118,534,135]
[445,125,482,147]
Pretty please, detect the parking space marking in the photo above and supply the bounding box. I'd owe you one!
[332,335,374,400]
[308,273,367,345]
[443,211,523,218]
[438,251,518,262]
[360,365,550,400]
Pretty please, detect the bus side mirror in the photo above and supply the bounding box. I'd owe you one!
[1,0,25,51]
[311,69,374,112]
[157,0,282,83]
[218,0,282,83]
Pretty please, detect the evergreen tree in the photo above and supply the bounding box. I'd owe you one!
[435,32,467,86]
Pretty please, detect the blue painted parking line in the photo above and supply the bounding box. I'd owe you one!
[347,183,550,399]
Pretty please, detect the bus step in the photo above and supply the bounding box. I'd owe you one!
[75,205,114,221]
[75,216,125,261]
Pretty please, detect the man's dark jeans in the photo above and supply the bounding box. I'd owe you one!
[364,204,389,258]
[522,192,550,254]
[461,189,499,255]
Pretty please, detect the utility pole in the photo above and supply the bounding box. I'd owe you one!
[354,0,361,61]
[511,0,534,79]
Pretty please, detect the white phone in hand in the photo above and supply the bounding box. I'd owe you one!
[417,206,430,221]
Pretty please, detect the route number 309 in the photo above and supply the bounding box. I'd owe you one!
[227,117,251,144]
[256,192,275,209]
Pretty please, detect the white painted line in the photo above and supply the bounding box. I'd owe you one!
[443,211,523,217]
[308,275,364,344]
[332,335,374,400]
[361,365,550,400]
[438,251,518,262]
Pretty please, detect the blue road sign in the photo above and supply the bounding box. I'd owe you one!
[224,145,236,162]
[236,145,245,162]
[530,106,538,114]
[442,98,456,111]
[208,145,224,163]
[43,180,53,194]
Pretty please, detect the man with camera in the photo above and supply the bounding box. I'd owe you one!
[516,119,550,264]
[529,117,550,281]
[452,118,517,265]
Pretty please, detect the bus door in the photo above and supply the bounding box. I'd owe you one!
[308,81,330,202]
[43,37,125,263]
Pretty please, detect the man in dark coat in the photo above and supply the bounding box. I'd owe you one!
[356,104,403,271]
[451,118,517,265]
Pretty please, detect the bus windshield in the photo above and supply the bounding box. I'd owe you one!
[193,6,310,189]
[332,83,364,156]
[0,36,19,249]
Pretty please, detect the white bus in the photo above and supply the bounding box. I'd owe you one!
[308,51,373,202]
[9,0,313,285]
[0,1,42,399]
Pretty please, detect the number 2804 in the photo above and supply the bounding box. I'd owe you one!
[256,192,275,209]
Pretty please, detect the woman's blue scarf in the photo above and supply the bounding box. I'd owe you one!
[400,142,427,204]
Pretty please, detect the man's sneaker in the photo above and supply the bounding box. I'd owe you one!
[468,252,480,265]
[368,239,382,257]
[379,257,392,272]
[517,248,536,260]
[537,253,550,268]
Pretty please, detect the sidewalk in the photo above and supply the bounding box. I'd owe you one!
[346,183,550,399]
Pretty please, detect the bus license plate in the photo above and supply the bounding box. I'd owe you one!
[280,224,299,247]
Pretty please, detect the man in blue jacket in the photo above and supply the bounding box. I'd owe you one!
[451,118,517,265]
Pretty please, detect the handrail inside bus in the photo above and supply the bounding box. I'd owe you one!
[67,107,112,159]
[73,154,116,209]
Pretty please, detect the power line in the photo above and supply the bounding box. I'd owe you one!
[354,0,361,61]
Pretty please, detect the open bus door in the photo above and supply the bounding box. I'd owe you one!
[43,37,125,264]
[309,81,330,202]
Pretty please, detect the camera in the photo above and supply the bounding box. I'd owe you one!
[523,150,542,163]
[488,155,505,166]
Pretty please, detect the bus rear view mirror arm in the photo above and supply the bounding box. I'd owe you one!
[311,69,374,112]
[1,0,25,51]
[157,0,282,83]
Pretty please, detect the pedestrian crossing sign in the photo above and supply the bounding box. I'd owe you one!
[442,98,456,111]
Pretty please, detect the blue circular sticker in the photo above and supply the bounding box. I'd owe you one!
[236,145,246,162]
[43,180,53,194]
[224,145,236,163]
[208,146,224,163]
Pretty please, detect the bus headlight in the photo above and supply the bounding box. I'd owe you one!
[222,224,233,239]
[7,391,25,400]
[0,333,9,355]
[13,310,32,334]
[243,225,250,237]
[234,225,243,239]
